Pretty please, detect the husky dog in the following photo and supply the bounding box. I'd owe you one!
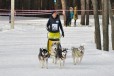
[38,48,49,69]
[61,48,68,66]
[51,42,58,63]
[55,43,67,68]
[71,45,84,65]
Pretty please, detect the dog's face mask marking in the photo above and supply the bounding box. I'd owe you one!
[40,49,48,58]
[62,51,67,58]
[42,51,48,56]
[79,46,84,52]
[52,42,58,53]
[61,48,67,58]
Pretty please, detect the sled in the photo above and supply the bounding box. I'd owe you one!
[47,32,61,54]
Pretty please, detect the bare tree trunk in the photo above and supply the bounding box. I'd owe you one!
[15,0,19,9]
[42,0,46,10]
[86,0,90,25]
[54,0,57,9]
[91,0,102,50]
[81,0,86,25]
[66,0,70,7]
[109,0,114,50]
[38,0,41,10]
[73,0,77,7]
[28,0,31,10]
[56,0,59,9]
[102,0,109,51]
[43,0,47,10]
[0,0,2,9]
[23,0,30,10]
[98,0,102,14]
[61,0,66,26]
[11,0,15,29]
[41,0,43,9]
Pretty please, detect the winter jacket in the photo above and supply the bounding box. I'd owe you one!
[70,11,74,19]
[47,15,64,37]
[74,7,78,20]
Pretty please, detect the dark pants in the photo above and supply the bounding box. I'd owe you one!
[66,18,69,27]
[66,18,72,27]
[74,20,76,26]
[69,18,72,26]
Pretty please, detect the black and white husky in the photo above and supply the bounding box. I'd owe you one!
[38,48,49,69]
[71,45,85,65]
[55,43,67,68]
[51,42,58,63]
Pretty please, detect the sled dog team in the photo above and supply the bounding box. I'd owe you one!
[38,42,85,69]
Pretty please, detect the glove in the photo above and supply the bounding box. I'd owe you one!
[62,32,64,37]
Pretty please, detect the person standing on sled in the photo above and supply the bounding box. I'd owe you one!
[47,11,64,39]
[46,11,64,54]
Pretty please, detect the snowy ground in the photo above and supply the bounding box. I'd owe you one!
[0,16,114,76]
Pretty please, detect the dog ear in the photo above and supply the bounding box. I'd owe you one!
[43,49,48,52]
[62,48,67,53]
[40,48,42,50]
[58,43,62,49]
[63,48,67,51]
[65,49,68,53]
[40,48,44,52]
[40,48,42,52]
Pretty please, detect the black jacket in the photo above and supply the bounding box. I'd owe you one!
[47,15,64,35]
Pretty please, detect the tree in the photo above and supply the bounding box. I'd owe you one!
[37,0,41,10]
[0,0,2,9]
[81,0,86,25]
[86,0,90,25]
[102,0,109,51]
[11,0,15,29]
[66,0,70,7]
[41,0,43,9]
[61,0,66,26]
[26,0,31,9]
[56,0,59,9]
[109,0,114,50]
[91,0,101,50]
[98,0,102,14]
[73,0,77,7]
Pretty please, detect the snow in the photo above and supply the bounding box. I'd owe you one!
[0,16,114,76]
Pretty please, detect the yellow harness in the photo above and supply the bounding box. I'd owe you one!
[48,32,61,39]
